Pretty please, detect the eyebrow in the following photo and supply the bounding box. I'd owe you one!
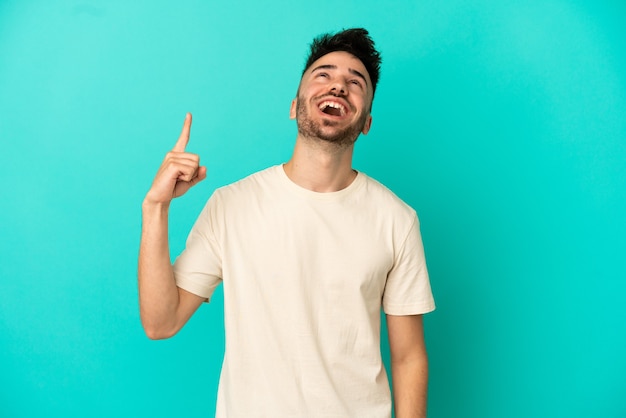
[311,64,369,87]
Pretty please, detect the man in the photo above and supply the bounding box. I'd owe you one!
[139,28,435,417]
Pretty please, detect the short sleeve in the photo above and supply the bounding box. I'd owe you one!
[382,215,435,315]
[172,193,223,301]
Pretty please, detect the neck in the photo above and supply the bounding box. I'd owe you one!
[283,134,357,192]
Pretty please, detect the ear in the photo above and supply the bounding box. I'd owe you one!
[289,98,297,119]
[361,114,373,135]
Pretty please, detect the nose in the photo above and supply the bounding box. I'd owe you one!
[330,81,346,95]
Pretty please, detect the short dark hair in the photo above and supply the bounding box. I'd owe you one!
[302,28,382,97]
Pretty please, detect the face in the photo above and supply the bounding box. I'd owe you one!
[290,51,373,147]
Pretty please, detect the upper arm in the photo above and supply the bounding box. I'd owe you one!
[141,287,205,340]
[174,287,206,330]
[386,314,427,363]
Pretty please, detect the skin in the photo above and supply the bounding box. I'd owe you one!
[138,51,428,417]
[138,113,206,339]
[388,314,429,418]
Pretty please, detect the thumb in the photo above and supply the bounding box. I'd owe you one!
[189,166,207,186]
[172,166,207,199]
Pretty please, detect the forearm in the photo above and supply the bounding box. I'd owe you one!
[138,200,180,338]
[391,354,429,418]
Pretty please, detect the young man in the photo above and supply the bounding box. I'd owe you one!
[139,28,435,418]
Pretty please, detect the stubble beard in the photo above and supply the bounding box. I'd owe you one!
[295,95,368,148]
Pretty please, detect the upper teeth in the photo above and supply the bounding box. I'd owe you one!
[319,101,346,115]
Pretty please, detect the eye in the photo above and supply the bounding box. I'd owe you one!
[317,72,329,78]
[349,79,363,89]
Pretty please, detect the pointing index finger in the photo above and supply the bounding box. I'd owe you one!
[173,112,192,152]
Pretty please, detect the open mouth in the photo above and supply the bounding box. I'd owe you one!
[318,100,346,117]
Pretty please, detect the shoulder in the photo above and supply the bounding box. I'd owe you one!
[213,165,282,202]
[200,166,282,225]
[358,172,417,220]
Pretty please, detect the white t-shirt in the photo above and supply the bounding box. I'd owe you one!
[173,165,435,417]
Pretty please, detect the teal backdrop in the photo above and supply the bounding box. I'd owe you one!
[1,1,624,417]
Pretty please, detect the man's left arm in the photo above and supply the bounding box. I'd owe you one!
[386,314,429,418]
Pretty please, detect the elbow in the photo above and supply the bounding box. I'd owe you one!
[143,326,176,340]
[140,316,178,340]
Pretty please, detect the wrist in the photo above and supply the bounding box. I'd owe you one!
[142,197,170,215]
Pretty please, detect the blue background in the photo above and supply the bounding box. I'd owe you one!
[1,1,625,417]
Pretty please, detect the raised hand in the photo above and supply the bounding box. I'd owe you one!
[144,113,207,206]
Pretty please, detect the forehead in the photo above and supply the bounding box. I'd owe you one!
[305,51,372,85]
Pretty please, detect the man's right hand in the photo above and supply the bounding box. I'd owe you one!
[144,113,207,206]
